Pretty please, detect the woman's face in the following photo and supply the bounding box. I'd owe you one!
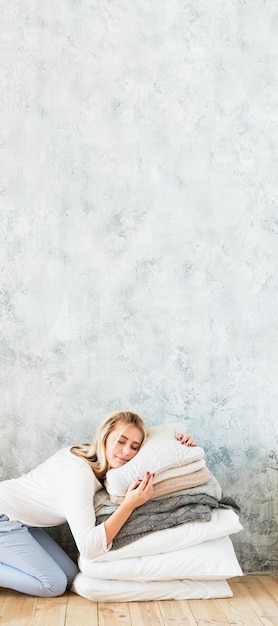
[105,420,143,469]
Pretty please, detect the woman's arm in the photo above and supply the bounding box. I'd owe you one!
[57,455,154,560]
[104,471,154,545]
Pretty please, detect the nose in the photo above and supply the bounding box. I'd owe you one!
[122,446,130,456]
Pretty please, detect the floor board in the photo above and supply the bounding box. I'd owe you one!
[0,576,277,625]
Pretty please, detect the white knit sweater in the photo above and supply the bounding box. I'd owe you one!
[0,448,111,560]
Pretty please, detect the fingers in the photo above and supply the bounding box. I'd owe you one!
[129,472,154,490]
[142,472,154,499]
[137,472,154,498]
[177,433,197,447]
[128,473,154,495]
[140,471,155,488]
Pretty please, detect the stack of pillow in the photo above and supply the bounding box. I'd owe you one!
[72,422,243,602]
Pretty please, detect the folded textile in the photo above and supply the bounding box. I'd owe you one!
[94,473,222,516]
[95,475,240,551]
[155,473,222,501]
[91,508,243,562]
[72,575,233,602]
[97,503,212,550]
[110,466,211,504]
[151,458,206,483]
[79,535,243,581]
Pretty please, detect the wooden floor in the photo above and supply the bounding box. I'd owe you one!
[0,576,277,625]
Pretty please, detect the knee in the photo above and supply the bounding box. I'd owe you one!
[67,562,79,588]
[41,571,68,598]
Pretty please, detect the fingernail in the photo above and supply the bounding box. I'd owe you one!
[152,473,155,477]
[146,471,150,475]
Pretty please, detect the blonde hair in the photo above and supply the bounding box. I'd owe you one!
[70,410,147,479]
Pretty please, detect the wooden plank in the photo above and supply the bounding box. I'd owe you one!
[0,577,277,625]
[0,589,37,625]
[32,594,68,626]
[232,577,278,625]
[0,589,8,616]
[158,599,197,625]
[187,598,229,624]
[245,576,278,618]
[258,576,278,602]
[65,591,98,625]
[129,600,164,625]
[98,601,131,626]
[216,590,263,625]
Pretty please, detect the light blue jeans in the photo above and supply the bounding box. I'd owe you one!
[0,515,79,597]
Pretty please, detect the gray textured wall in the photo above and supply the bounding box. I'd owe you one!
[1,1,277,573]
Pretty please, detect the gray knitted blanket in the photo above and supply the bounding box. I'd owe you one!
[94,475,240,551]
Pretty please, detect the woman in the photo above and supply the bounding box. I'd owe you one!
[0,410,195,597]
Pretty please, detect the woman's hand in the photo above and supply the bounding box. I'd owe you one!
[123,471,154,510]
[177,433,197,447]
[104,472,154,546]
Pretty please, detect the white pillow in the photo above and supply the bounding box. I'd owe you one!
[105,422,205,496]
[72,576,233,602]
[79,536,243,581]
[80,508,243,563]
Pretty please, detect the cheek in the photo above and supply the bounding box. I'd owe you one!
[107,440,120,456]
[131,449,139,458]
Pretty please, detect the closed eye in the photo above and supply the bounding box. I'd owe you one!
[118,438,140,451]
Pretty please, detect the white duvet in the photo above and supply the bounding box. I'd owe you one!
[73,509,243,601]
[79,535,243,581]
[85,508,243,562]
[72,576,233,602]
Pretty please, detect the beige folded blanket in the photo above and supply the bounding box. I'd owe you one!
[153,458,206,482]
[110,466,211,504]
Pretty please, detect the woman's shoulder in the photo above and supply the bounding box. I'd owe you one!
[45,447,92,473]
[58,447,90,465]
[60,448,99,478]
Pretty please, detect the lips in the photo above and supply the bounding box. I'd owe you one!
[116,457,128,464]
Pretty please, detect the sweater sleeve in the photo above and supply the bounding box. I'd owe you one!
[54,455,112,560]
